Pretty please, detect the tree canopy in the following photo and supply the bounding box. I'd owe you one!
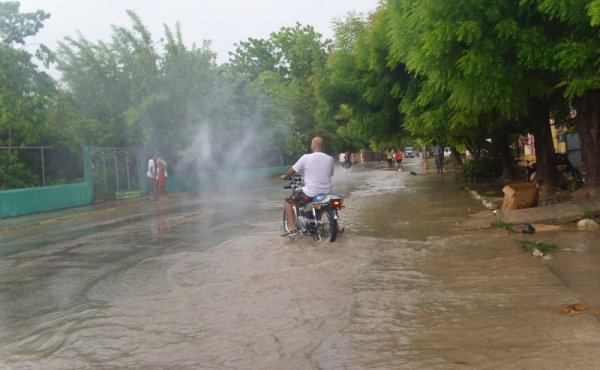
[3,0,600,192]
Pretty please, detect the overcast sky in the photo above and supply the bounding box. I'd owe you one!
[18,0,380,69]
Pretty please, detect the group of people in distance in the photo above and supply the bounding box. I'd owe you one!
[147,154,168,201]
[338,151,350,168]
[386,142,444,174]
[385,149,404,171]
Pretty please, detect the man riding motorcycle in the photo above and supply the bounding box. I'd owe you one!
[280,137,335,236]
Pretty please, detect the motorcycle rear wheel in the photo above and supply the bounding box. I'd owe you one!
[316,208,338,242]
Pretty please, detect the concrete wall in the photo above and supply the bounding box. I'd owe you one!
[0,182,93,219]
[0,149,288,219]
[0,147,94,219]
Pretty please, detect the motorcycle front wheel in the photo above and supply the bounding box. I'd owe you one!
[283,207,299,234]
[316,208,338,242]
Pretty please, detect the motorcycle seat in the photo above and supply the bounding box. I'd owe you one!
[312,193,334,202]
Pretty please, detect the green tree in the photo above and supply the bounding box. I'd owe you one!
[541,0,600,188]
[56,11,218,166]
[0,1,57,188]
[228,23,332,156]
[386,0,570,185]
[316,8,408,152]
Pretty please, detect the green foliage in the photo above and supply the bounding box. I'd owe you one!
[0,2,66,188]
[582,208,593,220]
[0,2,50,46]
[315,9,408,151]
[459,156,503,179]
[331,10,370,51]
[0,151,38,189]
[4,0,600,192]
[567,178,584,192]
[518,239,559,254]
[227,23,332,157]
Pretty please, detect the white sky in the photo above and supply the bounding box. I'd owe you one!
[18,0,380,69]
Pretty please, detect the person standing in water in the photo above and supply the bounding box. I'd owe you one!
[432,141,444,174]
[156,155,167,199]
[395,149,403,171]
[147,155,158,201]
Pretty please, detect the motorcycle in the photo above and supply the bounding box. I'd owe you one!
[283,174,345,242]
[526,151,586,183]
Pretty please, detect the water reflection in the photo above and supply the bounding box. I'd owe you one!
[151,206,170,239]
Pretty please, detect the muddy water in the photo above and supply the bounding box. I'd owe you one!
[1,160,599,369]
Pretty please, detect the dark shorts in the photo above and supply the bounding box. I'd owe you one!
[147,175,157,193]
[435,154,444,168]
[285,189,313,204]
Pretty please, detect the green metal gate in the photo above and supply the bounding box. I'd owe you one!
[91,148,141,202]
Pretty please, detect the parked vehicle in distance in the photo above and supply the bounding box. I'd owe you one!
[404,147,415,158]
[444,147,451,157]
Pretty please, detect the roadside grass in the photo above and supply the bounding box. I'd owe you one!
[581,208,600,223]
[491,221,516,231]
[518,239,559,254]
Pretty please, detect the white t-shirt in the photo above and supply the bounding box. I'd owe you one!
[338,153,346,162]
[293,152,335,197]
[147,159,156,178]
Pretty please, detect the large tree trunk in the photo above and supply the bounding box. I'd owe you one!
[529,101,560,189]
[492,130,518,181]
[449,147,462,169]
[572,92,600,189]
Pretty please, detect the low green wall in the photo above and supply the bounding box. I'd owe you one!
[0,163,289,219]
[0,182,93,219]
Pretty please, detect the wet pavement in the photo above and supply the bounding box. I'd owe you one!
[0,159,599,369]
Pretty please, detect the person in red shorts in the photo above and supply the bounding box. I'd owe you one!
[156,155,167,199]
[395,149,403,171]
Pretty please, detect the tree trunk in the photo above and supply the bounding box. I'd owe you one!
[530,102,559,188]
[492,130,518,181]
[573,92,600,189]
[450,147,462,169]
[422,144,429,170]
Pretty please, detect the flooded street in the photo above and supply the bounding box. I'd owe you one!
[1,159,599,369]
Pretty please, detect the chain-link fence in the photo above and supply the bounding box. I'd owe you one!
[0,147,84,190]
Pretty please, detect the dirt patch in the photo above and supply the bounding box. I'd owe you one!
[537,183,600,203]
[555,301,600,317]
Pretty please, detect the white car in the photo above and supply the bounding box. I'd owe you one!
[404,147,415,158]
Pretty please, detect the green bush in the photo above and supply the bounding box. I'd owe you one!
[460,157,503,179]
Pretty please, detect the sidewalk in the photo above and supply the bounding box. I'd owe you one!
[0,196,150,232]
[463,187,600,229]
